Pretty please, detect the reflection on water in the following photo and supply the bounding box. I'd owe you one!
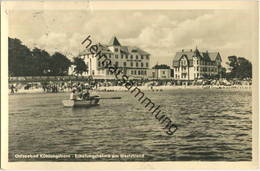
[9,89,252,161]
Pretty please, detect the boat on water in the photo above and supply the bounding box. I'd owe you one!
[62,96,100,108]
[62,96,121,108]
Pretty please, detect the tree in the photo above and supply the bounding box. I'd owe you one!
[31,48,51,76]
[237,57,252,79]
[152,64,171,69]
[49,52,71,76]
[8,37,33,76]
[73,57,88,76]
[226,56,252,79]
[8,37,72,76]
[226,56,238,78]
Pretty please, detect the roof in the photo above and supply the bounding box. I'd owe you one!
[79,43,150,56]
[126,46,150,55]
[201,52,211,61]
[173,48,220,62]
[173,51,198,61]
[208,52,220,61]
[108,36,121,46]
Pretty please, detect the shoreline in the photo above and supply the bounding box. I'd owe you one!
[9,85,252,95]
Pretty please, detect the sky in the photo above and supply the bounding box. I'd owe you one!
[8,9,256,68]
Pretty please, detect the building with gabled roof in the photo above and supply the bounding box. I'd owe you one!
[172,48,222,84]
[76,36,151,79]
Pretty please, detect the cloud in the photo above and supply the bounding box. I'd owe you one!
[8,10,255,67]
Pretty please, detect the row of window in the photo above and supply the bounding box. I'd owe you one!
[105,53,149,60]
[179,60,216,66]
[194,60,215,66]
[195,67,217,72]
[96,69,147,76]
[114,48,149,59]
[85,53,149,60]
[175,67,217,72]
[175,73,187,79]
[130,70,147,75]
[175,73,217,79]
[98,61,149,68]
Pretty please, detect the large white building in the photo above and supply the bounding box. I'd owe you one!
[172,48,222,83]
[76,36,151,79]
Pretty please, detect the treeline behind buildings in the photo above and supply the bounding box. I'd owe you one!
[8,37,71,76]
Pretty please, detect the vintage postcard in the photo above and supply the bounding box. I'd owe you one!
[1,0,259,170]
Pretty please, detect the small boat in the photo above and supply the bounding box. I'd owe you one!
[62,96,121,108]
[62,96,100,108]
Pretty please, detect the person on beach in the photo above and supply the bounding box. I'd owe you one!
[10,84,15,94]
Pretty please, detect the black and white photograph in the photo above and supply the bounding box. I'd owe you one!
[1,0,259,170]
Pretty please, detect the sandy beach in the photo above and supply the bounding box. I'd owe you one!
[9,85,252,94]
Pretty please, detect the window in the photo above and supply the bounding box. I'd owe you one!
[126,55,128,59]
[144,71,147,75]
[162,71,165,74]
[115,48,118,52]
[131,62,133,67]
[141,63,143,67]
[136,55,139,59]
[146,63,149,67]
[183,60,186,66]
[136,62,138,67]
[123,62,126,67]
[141,55,144,59]
[98,61,101,67]
[146,55,149,60]
[197,60,199,65]
[138,70,140,75]
[115,61,119,66]
[130,55,133,59]
[121,55,123,59]
[134,70,136,75]
[197,67,199,71]
[131,70,133,74]
[115,55,118,58]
